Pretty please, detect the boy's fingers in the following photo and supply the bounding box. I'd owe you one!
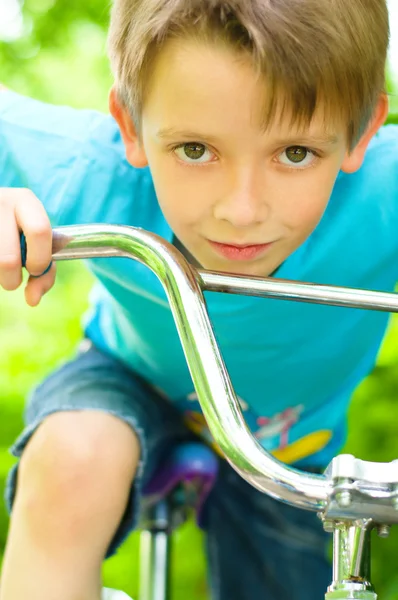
[0,201,22,290]
[14,192,52,276]
[24,263,57,307]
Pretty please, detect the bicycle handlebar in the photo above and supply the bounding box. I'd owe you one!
[26,224,398,522]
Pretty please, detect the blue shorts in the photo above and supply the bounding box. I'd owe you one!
[5,343,331,600]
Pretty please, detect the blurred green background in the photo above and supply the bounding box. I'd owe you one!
[1,0,398,598]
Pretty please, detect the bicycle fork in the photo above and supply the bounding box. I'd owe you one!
[139,500,173,600]
[139,507,379,600]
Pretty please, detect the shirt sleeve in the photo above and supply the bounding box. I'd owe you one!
[0,89,135,227]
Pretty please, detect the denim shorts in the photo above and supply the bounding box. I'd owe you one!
[5,343,332,600]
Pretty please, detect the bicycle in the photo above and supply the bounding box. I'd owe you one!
[19,224,398,600]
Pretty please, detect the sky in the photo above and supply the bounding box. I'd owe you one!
[0,0,398,81]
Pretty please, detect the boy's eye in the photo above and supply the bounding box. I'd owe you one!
[286,146,308,162]
[278,146,317,168]
[173,143,213,164]
[172,142,318,168]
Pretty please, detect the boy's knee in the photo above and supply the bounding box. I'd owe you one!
[16,410,140,520]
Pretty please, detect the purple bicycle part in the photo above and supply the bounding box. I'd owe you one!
[143,442,219,527]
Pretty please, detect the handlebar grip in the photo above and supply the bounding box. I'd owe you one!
[20,232,53,277]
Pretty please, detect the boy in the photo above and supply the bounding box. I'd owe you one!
[0,0,393,598]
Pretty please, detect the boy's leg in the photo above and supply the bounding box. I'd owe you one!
[1,411,139,600]
[202,460,331,600]
[0,344,189,600]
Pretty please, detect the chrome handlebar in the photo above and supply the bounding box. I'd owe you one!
[48,224,398,523]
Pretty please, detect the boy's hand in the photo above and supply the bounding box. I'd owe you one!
[0,188,55,306]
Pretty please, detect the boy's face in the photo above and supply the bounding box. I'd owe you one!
[111,39,387,277]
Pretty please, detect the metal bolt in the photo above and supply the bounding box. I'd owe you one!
[336,490,352,508]
[392,487,398,510]
[377,524,390,538]
[322,520,335,533]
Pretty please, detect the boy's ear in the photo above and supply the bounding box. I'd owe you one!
[108,86,148,168]
[341,93,389,174]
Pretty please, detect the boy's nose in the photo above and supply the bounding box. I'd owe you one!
[213,168,269,228]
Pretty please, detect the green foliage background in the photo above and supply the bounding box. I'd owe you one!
[1,1,398,597]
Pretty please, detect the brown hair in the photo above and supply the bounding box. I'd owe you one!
[107,0,389,148]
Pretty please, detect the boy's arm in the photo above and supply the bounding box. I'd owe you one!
[0,89,119,227]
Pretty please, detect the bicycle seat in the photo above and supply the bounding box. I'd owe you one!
[142,442,218,523]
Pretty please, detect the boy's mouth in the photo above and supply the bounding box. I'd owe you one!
[208,240,273,261]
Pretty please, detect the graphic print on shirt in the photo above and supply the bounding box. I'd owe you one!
[181,392,332,464]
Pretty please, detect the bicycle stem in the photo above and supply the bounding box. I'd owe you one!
[325,519,377,599]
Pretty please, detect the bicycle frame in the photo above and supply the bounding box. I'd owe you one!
[45,224,398,599]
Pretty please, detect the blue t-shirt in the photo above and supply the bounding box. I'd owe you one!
[1,90,398,467]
